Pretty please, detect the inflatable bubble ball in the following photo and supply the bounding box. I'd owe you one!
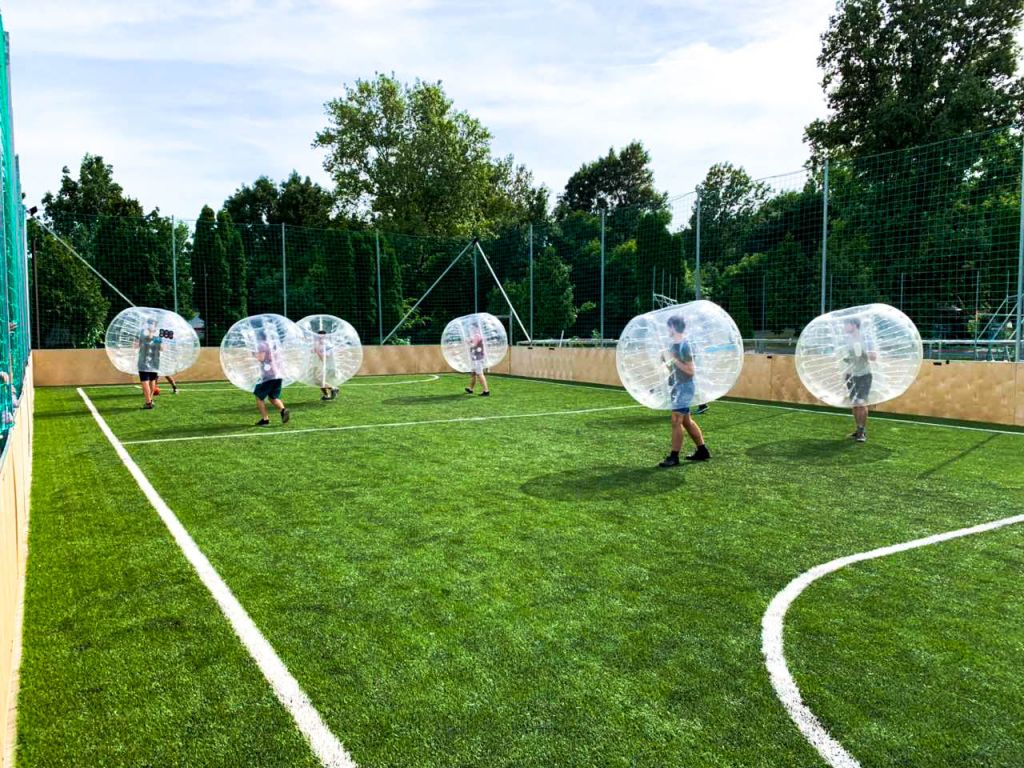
[219,314,310,393]
[296,314,363,388]
[616,300,745,410]
[796,303,922,408]
[441,312,508,373]
[105,307,200,377]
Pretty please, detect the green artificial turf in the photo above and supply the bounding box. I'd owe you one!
[17,374,1024,767]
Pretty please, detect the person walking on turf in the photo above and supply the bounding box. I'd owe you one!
[253,331,290,426]
[137,317,162,410]
[464,323,490,397]
[659,314,710,467]
[314,329,338,401]
[842,317,876,442]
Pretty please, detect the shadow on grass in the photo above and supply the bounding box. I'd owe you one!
[746,438,892,465]
[382,394,471,406]
[586,412,663,430]
[520,464,687,502]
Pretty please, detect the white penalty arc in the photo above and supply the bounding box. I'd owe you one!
[762,512,1024,768]
[77,388,357,768]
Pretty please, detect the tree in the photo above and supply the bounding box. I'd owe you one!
[805,0,1024,157]
[224,172,335,228]
[555,141,668,218]
[191,206,232,344]
[314,74,544,236]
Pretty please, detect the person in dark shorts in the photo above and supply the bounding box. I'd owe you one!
[313,329,338,401]
[137,318,162,410]
[464,324,490,397]
[253,333,290,426]
[659,314,710,467]
[842,317,876,442]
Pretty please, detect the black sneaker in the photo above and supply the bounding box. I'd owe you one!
[321,394,331,401]
[695,403,709,415]
[855,431,866,443]
[480,390,490,397]
[658,454,680,468]
[331,388,339,400]
[281,408,290,424]
[685,445,711,461]
[143,402,154,410]
[465,387,474,394]
[255,418,270,426]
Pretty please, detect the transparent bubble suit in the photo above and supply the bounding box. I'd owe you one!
[441,312,508,373]
[616,300,745,409]
[105,306,200,377]
[796,303,922,408]
[296,314,363,388]
[219,314,310,392]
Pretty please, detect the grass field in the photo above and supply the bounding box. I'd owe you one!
[17,374,1024,767]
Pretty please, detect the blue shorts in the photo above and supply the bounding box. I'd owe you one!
[671,383,695,414]
[254,378,283,401]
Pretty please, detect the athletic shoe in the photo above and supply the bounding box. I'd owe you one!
[855,431,867,443]
[281,407,290,424]
[331,388,339,400]
[465,387,474,394]
[171,384,178,394]
[685,444,711,461]
[321,394,331,401]
[695,403,709,415]
[255,418,270,426]
[658,454,680,468]
[143,402,154,410]
[480,390,490,397]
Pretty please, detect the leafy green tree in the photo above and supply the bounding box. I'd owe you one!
[191,206,232,343]
[314,74,543,236]
[224,172,335,228]
[29,220,110,348]
[555,141,668,218]
[806,0,1024,157]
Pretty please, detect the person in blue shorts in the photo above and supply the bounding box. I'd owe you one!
[137,317,163,410]
[253,333,290,426]
[659,314,710,467]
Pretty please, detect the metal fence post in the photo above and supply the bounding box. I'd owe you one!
[375,230,384,344]
[600,208,606,339]
[281,222,287,317]
[528,224,534,339]
[171,215,178,313]
[1016,142,1024,362]
[821,158,829,315]
[694,191,702,299]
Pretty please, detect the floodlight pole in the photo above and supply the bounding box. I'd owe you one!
[474,239,531,343]
[1016,142,1024,362]
[694,190,702,299]
[171,215,178,313]
[381,239,475,344]
[599,208,605,340]
[281,223,287,317]
[473,246,479,314]
[528,223,534,339]
[821,158,829,315]
[375,230,383,343]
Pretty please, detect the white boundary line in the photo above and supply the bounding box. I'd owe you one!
[762,512,1024,768]
[121,404,643,446]
[77,388,357,768]
[91,374,443,393]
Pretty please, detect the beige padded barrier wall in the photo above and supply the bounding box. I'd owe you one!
[0,361,32,767]
[509,347,1024,427]
[33,346,455,386]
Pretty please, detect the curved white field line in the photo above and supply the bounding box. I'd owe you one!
[762,512,1024,768]
[347,374,440,386]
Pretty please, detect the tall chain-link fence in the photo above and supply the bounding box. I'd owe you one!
[28,127,1024,362]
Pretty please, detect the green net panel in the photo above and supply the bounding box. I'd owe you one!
[0,16,28,438]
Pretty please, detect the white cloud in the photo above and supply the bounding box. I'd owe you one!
[7,0,844,223]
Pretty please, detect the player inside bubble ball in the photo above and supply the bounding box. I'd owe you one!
[463,322,491,397]
[136,316,163,410]
[658,314,710,467]
[314,329,339,401]
[253,328,291,427]
[842,317,876,443]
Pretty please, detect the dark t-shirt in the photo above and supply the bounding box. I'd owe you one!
[137,331,162,373]
[469,337,485,361]
[669,340,694,387]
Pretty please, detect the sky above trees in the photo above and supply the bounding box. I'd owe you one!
[4,0,855,223]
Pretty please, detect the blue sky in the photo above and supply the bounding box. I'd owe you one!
[6,0,850,224]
